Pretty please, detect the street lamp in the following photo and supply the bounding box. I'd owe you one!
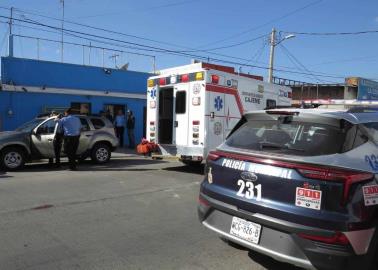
[268,28,296,83]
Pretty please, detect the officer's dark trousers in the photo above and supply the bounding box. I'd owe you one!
[53,134,64,164]
[64,135,80,169]
[115,126,124,147]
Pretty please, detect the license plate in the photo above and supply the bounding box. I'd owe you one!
[230,216,262,244]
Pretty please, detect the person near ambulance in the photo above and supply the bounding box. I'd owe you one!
[127,110,135,149]
[114,110,126,147]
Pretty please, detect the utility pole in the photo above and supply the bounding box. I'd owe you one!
[268,28,295,83]
[60,0,64,62]
[268,28,276,83]
[8,7,13,57]
[152,56,156,74]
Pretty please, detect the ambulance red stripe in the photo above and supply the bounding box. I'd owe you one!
[205,84,244,116]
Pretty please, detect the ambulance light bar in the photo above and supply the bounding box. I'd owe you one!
[159,77,166,86]
[149,72,205,87]
[300,99,378,105]
[181,74,189,82]
[211,75,219,84]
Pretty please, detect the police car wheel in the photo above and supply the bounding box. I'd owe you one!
[91,143,111,164]
[1,147,25,171]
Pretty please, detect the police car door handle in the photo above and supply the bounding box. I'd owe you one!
[85,134,92,137]
[174,121,178,128]
[48,139,53,142]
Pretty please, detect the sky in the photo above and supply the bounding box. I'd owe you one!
[0,0,377,84]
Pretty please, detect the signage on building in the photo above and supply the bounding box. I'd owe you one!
[346,77,378,101]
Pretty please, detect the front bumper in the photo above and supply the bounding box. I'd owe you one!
[198,193,374,270]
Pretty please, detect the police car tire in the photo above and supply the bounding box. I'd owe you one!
[91,143,111,164]
[0,147,25,171]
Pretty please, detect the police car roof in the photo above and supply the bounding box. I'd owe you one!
[245,107,378,125]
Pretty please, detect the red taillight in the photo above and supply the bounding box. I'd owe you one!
[298,232,349,246]
[211,74,219,84]
[207,151,220,161]
[192,120,200,125]
[150,121,155,125]
[288,92,292,98]
[296,165,373,203]
[181,74,189,82]
[159,77,166,85]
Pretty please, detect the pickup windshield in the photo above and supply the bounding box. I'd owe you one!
[15,118,45,132]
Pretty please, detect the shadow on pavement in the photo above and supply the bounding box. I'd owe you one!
[248,250,304,270]
[0,171,13,179]
[163,164,205,175]
[18,158,168,173]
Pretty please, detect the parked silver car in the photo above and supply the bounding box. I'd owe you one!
[0,115,119,170]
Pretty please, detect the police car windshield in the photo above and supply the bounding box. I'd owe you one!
[225,119,349,156]
[15,118,45,132]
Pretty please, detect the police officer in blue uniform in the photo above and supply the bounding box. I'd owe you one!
[59,108,81,170]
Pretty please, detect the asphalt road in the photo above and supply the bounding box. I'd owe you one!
[0,152,301,270]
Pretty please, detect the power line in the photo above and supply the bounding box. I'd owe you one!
[13,34,156,58]
[0,6,272,64]
[0,12,270,64]
[0,13,363,80]
[2,6,266,53]
[278,44,341,84]
[197,0,323,49]
[278,44,330,83]
[281,29,378,36]
[175,34,269,52]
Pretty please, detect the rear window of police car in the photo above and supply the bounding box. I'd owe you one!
[225,118,365,156]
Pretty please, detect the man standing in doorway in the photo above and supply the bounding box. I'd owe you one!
[114,110,126,147]
[127,110,135,149]
[59,108,81,170]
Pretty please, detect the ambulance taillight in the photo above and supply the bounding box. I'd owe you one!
[150,121,156,141]
[192,121,200,145]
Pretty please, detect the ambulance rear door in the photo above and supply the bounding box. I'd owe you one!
[173,84,190,146]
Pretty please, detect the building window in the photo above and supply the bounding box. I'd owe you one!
[103,104,126,122]
[71,102,91,115]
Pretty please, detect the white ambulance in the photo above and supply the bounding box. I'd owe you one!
[146,62,292,164]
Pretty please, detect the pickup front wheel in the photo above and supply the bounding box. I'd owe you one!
[0,147,25,171]
[91,143,111,164]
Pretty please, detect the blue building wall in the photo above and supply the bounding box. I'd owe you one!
[0,57,151,146]
[1,57,149,93]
